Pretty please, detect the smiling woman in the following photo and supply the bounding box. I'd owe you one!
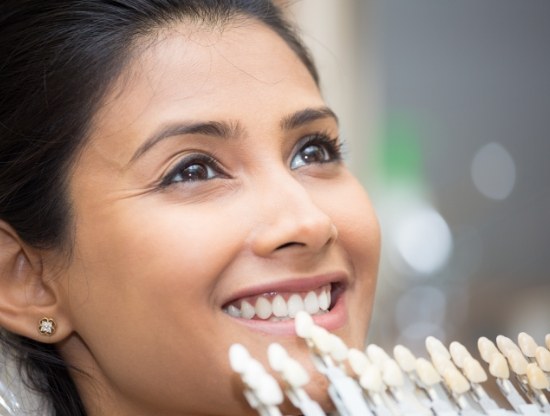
[0,1,380,415]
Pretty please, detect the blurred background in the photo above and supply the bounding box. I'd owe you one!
[285,0,550,355]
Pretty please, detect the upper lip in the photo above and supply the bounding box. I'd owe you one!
[220,271,348,307]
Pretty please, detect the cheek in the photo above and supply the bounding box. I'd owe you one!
[320,177,381,264]
[63,202,251,410]
[320,177,381,337]
[67,200,245,325]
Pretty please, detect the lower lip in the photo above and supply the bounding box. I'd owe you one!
[226,293,348,336]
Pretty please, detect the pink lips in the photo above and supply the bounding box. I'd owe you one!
[221,272,348,335]
[227,294,348,335]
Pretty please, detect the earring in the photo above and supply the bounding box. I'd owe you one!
[38,317,56,336]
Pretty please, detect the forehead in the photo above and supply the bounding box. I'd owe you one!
[88,19,322,159]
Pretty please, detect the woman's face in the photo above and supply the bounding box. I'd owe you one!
[57,19,380,415]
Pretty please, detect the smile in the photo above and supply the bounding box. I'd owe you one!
[223,284,332,321]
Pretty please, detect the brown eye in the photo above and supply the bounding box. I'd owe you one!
[299,144,330,164]
[290,134,343,170]
[161,154,225,187]
[176,163,210,182]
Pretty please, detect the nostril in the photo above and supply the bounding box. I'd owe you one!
[275,241,305,250]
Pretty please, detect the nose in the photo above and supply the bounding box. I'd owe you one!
[249,173,338,258]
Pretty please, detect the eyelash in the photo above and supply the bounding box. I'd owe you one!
[159,153,225,188]
[290,133,343,170]
[158,132,343,188]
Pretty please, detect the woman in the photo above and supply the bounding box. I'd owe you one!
[0,1,380,415]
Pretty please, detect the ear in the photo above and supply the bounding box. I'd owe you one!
[0,220,72,343]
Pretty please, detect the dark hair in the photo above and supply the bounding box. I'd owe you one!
[0,1,318,414]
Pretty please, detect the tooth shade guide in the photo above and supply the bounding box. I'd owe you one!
[228,343,252,374]
[478,337,500,363]
[526,363,550,390]
[518,332,538,358]
[267,343,288,372]
[393,344,416,373]
[381,359,404,387]
[347,348,371,376]
[489,352,510,379]
[230,329,550,415]
[449,341,472,368]
[534,346,550,372]
[359,365,384,392]
[430,352,456,375]
[425,336,451,360]
[462,357,488,383]
[310,326,332,354]
[415,357,441,386]
[294,310,314,338]
[366,344,392,367]
[496,335,522,358]
[442,367,470,395]
[327,333,348,363]
[507,349,529,375]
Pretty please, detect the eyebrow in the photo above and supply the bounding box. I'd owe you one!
[129,106,338,164]
[280,106,339,131]
[129,120,242,163]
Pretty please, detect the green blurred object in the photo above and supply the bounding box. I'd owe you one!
[379,117,423,183]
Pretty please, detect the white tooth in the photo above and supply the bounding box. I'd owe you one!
[287,294,305,318]
[489,352,510,379]
[360,365,384,392]
[449,341,471,368]
[304,291,319,315]
[535,346,550,372]
[240,300,255,319]
[444,367,470,395]
[507,349,528,375]
[431,353,454,376]
[282,357,310,388]
[295,311,314,338]
[348,348,371,376]
[255,297,272,320]
[271,295,287,318]
[318,290,329,311]
[393,345,416,373]
[267,343,288,372]
[426,336,450,360]
[415,358,441,386]
[226,304,241,318]
[517,332,537,358]
[382,359,404,387]
[462,356,488,383]
[526,363,550,390]
[255,373,283,406]
[478,337,499,363]
[311,326,332,354]
[328,334,348,363]
[496,335,521,358]
[228,343,251,374]
[366,344,392,367]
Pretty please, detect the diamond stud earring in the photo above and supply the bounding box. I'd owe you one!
[38,317,56,336]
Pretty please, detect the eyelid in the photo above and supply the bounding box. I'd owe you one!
[290,132,343,169]
[158,152,226,188]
